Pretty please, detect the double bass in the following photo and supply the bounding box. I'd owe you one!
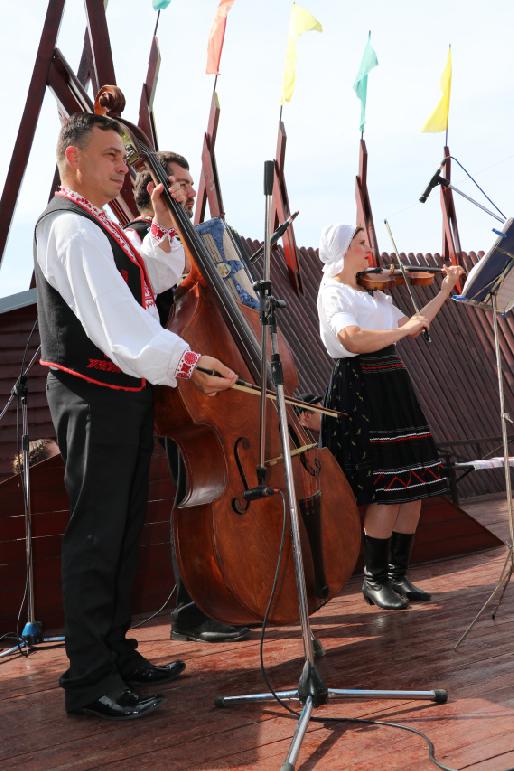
[97,87,361,625]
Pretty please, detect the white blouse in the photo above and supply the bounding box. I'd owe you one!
[317,279,405,358]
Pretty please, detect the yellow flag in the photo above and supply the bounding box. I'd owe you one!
[280,3,323,105]
[422,47,452,133]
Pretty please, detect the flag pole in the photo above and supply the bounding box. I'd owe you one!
[153,10,160,36]
[445,44,451,147]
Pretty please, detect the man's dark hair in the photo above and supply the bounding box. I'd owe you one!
[133,151,189,211]
[56,112,123,163]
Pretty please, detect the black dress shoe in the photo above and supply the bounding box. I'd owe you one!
[123,659,186,684]
[171,618,250,643]
[69,689,163,721]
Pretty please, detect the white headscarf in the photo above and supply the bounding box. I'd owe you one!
[318,224,355,279]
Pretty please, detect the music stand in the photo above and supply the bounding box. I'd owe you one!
[453,218,514,645]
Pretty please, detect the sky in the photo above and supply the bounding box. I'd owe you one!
[1,0,513,299]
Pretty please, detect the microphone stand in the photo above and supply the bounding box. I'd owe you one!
[249,210,299,262]
[0,348,64,659]
[420,165,505,225]
[214,162,448,771]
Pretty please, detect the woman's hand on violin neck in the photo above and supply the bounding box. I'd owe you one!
[441,264,465,295]
[191,355,238,395]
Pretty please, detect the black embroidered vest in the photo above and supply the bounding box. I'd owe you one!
[35,196,147,391]
[125,218,175,328]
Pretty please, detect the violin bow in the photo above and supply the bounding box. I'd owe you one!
[383,219,431,344]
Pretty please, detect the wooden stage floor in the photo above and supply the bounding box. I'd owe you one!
[1,498,514,770]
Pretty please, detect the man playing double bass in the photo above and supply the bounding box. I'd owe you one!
[127,150,250,644]
[34,113,236,721]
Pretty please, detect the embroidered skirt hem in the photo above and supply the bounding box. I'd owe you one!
[321,346,448,505]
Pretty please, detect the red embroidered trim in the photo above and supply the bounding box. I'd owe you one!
[176,350,201,380]
[360,362,405,372]
[40,360,146,392]
[87,358,122,373]
[150,221,176,242]
[374,463,445,491]
[369,431,432,444]
[56,188,155,307]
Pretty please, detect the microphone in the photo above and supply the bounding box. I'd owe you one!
[243,486,276,501]
[263,160,274,196]
[250,211,299,261]
[419,161,446,203]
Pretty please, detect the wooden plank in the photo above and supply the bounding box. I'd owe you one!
[1,547,514,769]
[0,0,65,266]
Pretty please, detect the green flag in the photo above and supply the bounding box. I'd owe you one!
[153,0,172,9]
[354,32,378,134]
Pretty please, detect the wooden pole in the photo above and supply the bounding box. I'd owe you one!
[0,0,65,268]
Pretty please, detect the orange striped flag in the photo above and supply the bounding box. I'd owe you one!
[206,0,237,75]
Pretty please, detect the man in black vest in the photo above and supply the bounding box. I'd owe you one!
[127,153,250,644]
[35,113,237,721]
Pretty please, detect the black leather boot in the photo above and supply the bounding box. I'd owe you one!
[388,532,431,602]
[362,535,409,610]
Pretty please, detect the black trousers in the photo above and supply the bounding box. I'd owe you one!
[46,371,153,711]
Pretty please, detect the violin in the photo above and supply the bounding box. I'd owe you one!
[356,266,444,292]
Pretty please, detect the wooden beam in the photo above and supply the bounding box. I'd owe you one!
[440,145,464,292]
[355,138,380,266]
[76,28,94,86]
[83,0,116,91]
[270,121,301,294]
[0,0,65,268]
[48,49,93,115]
[138,36,160,150]
[195,91,224,224]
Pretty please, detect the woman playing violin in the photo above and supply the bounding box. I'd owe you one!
[317,224,464,610]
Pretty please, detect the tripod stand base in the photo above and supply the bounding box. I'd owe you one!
[215,686,448,708]
[22,620,45,644]
[0,621,64,658]
[215,682,448,769]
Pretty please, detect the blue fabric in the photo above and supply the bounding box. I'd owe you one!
[195,219,259,310]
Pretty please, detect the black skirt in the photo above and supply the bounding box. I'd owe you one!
[321,346,448,505]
